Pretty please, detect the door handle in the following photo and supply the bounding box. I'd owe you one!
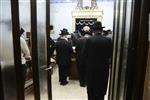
[44,65,53,75]
[40,65,53,75]
[40,65,47,69]
[40,65,52,71]
[44,66,52,71]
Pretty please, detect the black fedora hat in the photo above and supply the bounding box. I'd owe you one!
[59,28,69,35]
[93,21,105,29]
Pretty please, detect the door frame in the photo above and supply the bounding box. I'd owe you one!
[46,0,52,99]
[109,0,149,100]
[30,0,52,100]
[30,0,41,100]
[11,0,24,100]
[126,0,150,99]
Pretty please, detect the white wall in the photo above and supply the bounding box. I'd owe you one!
[50,1,114,39]
[19,0,31,33]
[98,1,114,30]
[7,1,114,39]
[50,3,77,39]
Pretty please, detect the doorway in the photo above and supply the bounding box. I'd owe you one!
[1,0,149,100]
[50,0,114,100]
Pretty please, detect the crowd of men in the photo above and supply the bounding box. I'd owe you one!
[19,21,112,100]
[51,21,113,100]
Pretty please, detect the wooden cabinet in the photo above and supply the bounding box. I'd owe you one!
[69,58,79,80]
[69,49,79,80]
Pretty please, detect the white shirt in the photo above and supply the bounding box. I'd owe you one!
[20,36,31,64]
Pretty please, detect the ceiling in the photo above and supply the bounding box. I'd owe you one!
[50,0,114,3]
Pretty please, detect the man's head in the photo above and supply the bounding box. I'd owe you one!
[50,25,53,31]
[83,26,90,32]
[93,21,105,32]
[20,28,25,36]
[83,26,92,36]
[59,28,69,36]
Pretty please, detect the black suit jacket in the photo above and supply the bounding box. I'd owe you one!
[55,38,73,66]
[84,34,112,95]
[76,36,87,65]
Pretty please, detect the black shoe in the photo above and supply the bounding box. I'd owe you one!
[60,81,68,85]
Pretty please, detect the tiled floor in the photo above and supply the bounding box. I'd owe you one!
[25,66,108,100]
[52,66,88,100]
[52,66,108,100]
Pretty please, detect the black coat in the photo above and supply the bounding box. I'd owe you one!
[84,34,112,95]
[76,36,89,85]
[76,37,87,65]
[55,38,73,66]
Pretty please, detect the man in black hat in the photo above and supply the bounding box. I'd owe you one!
[55,28,73,85]
[76,26,92,87]
[83,21,113,100]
